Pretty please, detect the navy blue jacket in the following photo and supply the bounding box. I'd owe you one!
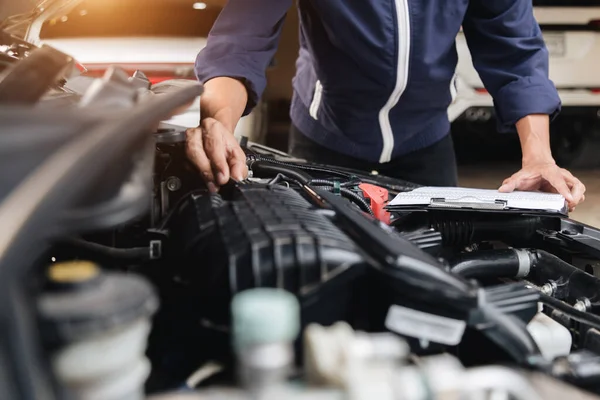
[195,0,561,163]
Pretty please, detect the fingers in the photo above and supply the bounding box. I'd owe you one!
[186,118,247,190]
[498,172,537,192]
[185,127,215,189]
[228,144,248,181]
[498,174,518,192]
[545,168,574,204]
[201,119,230,186]
[499,165,586,212]
[561,168,586,206]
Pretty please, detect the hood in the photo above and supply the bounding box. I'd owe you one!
[1,0,82,44]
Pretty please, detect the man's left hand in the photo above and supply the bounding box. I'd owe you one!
[498,161,586,211]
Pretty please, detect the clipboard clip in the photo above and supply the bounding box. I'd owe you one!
[429,197,508,210]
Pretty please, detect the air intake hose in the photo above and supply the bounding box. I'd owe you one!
[451,249,532,279]
[429,215,543,247]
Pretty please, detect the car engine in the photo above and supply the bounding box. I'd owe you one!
[4,36,600,400]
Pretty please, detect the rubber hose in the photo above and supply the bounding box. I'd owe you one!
[250,161,311,185]
[451,249,532,279]
[529,249,573,272]
[429,216,542,247]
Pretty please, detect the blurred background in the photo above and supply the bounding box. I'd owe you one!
[2,0,599,224]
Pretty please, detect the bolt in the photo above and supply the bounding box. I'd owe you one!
[540,282,556,296]
[562,229,578,236]
[574,298,591,312]
[166,176,181,192]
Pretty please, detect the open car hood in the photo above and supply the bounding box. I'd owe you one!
[1,0,82,44]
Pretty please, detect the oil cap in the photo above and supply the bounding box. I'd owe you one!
[231,288,300,351]
[39,261,158,345]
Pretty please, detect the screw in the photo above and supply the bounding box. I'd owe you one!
[166,176,181,192]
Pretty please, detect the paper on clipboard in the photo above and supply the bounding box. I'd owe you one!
[388,187,567,214]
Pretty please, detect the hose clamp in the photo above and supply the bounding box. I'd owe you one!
[514,249,531,278]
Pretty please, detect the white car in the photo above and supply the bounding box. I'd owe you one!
[31,0,267,142]
[451,1,600,167]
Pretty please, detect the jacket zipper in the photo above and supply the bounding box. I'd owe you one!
[378,0,411,163]
[309,80,323,120]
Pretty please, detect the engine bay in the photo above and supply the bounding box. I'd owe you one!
[4,37,600,400]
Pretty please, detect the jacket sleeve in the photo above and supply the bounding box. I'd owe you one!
[462,0,561,132]
[195,0,292,115]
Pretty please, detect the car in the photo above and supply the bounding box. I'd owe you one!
[4,2,600,400]
[451,0,600,167]
[28,0,267,141]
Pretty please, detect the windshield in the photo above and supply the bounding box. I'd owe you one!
[39,0,222,39]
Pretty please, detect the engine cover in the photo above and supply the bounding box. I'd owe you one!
[166,184,364,297]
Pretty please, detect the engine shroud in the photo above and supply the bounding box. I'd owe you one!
[166,184,364,298]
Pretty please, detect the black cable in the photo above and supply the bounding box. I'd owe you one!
[59,238,150,261]
[248,155,353,179]
[312,185,374,216]
[250,161,311,185]
[158,189,207,230]
[540,294,600,331]
[267,173,287,185]
[340,188,374,216]
[309,178,359,188]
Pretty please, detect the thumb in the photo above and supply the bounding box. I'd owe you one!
[498,179,516,193]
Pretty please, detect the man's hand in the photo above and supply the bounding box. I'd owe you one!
[185,77,249,190]
[185,118,248,191]
[499,114,586,211]
[498,161,586,211]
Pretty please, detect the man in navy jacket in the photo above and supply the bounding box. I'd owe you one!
[187,0,586,210]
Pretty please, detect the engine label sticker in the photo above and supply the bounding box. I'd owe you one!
[384,304,466,346]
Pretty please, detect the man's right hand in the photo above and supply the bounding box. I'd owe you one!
[185,77,250,191]
[185,117,248,192]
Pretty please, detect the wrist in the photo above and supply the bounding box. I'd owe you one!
[200,106,236,132]
[200,77,247,132]
[516,114,555,167]
[522,152,555,167]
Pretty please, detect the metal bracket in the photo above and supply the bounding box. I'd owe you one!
[429,198,507,210]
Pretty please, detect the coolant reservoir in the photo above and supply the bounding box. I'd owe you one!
[231,288,300,392]
[38,260,158,400]
[527,311,572,362]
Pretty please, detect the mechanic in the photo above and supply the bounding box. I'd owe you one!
[186,0,586,210]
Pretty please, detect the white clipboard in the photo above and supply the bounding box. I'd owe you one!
[387,187,567,214]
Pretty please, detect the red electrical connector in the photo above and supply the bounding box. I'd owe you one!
[359,183,391,224]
